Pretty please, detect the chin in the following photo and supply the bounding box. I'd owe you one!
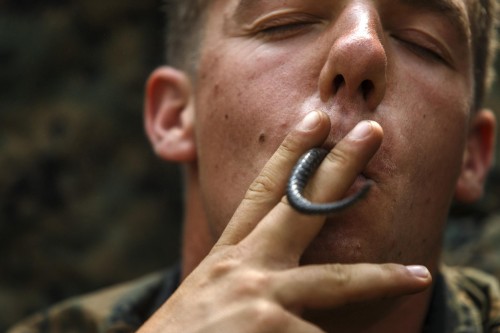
[299,212,394,265]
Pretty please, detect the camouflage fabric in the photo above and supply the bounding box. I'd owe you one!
[423,266,500,332]
[7,265,500,333]
[444,213,500,279]
[6,266,180,333]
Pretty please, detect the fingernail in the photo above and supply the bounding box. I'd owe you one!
[406,265,430,279]
[348,121,373,140]
[298,111,321,131]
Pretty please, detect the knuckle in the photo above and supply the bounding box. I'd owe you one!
[206,253,242,280]
[234,270,272,297]
[379,263,401,275]
[380,263,408,280]
[246,172,278,199]
[243,135,307,204]
[249,300,288,331]
[278,137,300,157]
[325,148,351,169]
[325,264,351,287]
[210,260,237,279]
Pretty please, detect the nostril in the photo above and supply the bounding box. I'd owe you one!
[360,80,374,100]
[333,75,345,93]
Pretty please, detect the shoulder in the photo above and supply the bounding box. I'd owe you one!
[7,271,166,333]
[442,265,500,332]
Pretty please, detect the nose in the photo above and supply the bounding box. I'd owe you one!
[319,4,387,111]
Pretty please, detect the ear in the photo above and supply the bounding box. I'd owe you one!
[144,66,196,162]
[454,109,496,203]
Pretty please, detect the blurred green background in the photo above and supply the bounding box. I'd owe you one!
[0,0,499,330]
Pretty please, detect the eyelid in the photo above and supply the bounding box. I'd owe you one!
[393,29,453,66]
[243,9,322,33]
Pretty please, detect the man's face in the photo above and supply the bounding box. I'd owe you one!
[192,0,475,267]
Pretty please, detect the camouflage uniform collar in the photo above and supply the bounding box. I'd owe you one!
[423,265,500,333]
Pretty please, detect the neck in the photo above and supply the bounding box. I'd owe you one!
[180,165,216,279]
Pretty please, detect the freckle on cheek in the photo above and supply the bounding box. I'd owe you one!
[224,114,229,120]
[258,133,266,144]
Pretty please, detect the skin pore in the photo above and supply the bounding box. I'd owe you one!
[142,0,496,332]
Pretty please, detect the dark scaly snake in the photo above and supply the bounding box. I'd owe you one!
[286,148,372,215]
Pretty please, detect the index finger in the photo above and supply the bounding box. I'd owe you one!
[215,111,331,247]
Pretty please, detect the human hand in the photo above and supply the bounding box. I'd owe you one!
[138,111,432,333]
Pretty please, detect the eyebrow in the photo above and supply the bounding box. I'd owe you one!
[233,0,263,22]
[234,0,253,11]
[233,0,471,39]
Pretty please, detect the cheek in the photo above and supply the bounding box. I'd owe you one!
[386,57,470,188]
[194,47,316,232]
[378,67,470,256]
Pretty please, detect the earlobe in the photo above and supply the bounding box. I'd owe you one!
[144,66,196,162]
[454,109,496,203]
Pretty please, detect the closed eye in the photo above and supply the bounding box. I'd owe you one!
[259,21,314,38]
[392,35,449,66]
[252,13,322,41]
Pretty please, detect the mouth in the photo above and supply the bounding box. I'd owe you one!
[345,173,370,196]
[319,140,378,201]
[321,143,374,197]
[287,147,375,215]
[321,138,381,196]
[334,173,374,211]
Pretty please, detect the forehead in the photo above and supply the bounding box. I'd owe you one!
[230,0,469,13]
[212,0,471,39]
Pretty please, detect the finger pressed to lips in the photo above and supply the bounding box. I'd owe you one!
[242,119,383,263]
[303,120,383,204]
